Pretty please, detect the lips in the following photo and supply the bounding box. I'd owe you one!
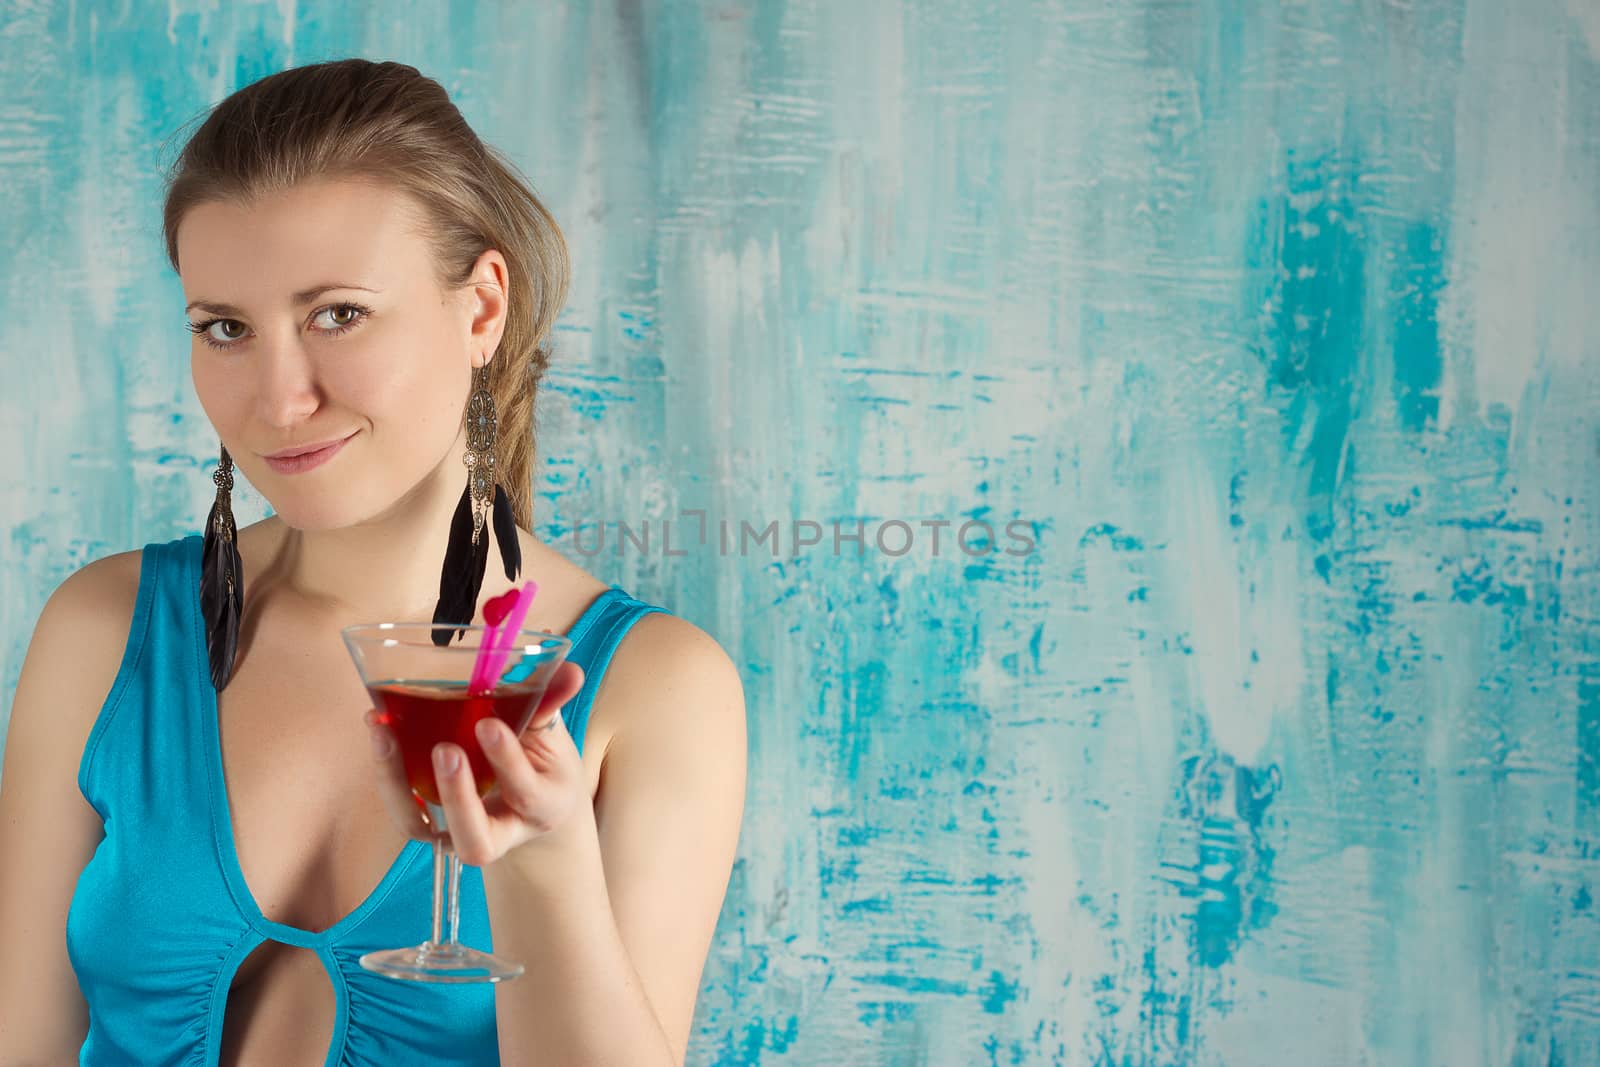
[261,432,356,475]
[264,434,355,460]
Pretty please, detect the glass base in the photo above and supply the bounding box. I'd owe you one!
[359,941,525,984]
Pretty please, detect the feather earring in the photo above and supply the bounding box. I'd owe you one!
[201,444,244,691]
[491,482,521,582]
[433,364,517,645]
[432,480,490,645]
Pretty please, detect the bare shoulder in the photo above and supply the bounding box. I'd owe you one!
[48,549,146,665]
[586,612,747,760]
[56,546,145,606]
[2,545,147,863]
[16,548,147,749]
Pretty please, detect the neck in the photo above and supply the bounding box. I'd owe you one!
[252,431,518,628]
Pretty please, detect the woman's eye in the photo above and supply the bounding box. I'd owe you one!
[187,319,247,346]
[186,303,369,350]
[317,305,363,329]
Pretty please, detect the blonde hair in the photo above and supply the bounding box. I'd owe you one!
[160,58,570,529]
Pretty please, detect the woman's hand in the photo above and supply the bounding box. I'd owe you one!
[364,661,587,866]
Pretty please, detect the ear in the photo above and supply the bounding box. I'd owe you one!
[465,248,510,368]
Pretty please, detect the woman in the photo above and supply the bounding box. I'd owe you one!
[0,59,747,1065]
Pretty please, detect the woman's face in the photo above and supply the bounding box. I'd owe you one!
[177,177,492,531]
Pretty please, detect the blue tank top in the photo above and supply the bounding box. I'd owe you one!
[63,533,669,1065]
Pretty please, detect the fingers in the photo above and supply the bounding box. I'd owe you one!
[432,741,498,866]
[364,710,432,842]
[476,716,567,832]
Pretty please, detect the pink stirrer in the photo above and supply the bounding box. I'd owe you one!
[468,581,539,694]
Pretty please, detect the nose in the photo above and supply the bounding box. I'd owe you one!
[253,333,324,430]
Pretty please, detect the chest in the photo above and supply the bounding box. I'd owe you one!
[216,642,406,935]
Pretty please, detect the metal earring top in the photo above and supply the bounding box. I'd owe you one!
[463,363,497,546]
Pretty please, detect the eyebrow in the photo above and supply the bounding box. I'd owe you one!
[184,283,380,317]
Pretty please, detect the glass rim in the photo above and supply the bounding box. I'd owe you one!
[340,622,572,653]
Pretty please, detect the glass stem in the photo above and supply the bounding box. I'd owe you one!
[429,834,447,949]
[425,800,451,951]
[446,855,464,947]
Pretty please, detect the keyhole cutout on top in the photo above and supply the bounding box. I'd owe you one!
[220,940,336,1065]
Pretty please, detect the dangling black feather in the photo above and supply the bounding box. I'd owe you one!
[491,482,521,582]
[200,494,243,691]
[432,482,490,645]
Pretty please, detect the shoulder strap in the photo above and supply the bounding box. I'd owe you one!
[77,537,204,818]
[562,592,668,757]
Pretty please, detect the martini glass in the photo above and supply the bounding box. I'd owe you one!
[341,622,571,982]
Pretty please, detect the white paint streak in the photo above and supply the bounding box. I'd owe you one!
[1164,452,1306,766]
[1441,0,1572,432]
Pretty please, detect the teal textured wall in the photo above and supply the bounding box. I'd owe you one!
[3,3,1599,1064]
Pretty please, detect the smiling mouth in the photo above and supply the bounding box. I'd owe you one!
[263,433,356,460]
[261,432,356,473]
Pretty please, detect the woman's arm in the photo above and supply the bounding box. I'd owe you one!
[0,554,140,1065]
[482,614,748,1066]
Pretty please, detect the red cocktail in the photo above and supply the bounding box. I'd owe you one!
[371,678,553,805]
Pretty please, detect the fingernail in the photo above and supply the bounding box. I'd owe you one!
[476,719,498,747]
[369,726,392,759]
[436,746,461,774]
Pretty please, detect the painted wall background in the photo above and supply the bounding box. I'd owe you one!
[3,2,1598,1064]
